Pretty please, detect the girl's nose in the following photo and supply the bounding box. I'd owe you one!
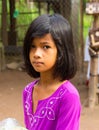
[33,48,42,58]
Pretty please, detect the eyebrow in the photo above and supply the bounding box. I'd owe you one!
[32,41,49,44]
[40,41,50,45]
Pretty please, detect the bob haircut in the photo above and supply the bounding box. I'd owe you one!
[23,13,77,81]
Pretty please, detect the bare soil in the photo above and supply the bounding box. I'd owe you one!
[0,68,99,130]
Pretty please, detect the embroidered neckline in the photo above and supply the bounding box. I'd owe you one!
[33,80,68,102]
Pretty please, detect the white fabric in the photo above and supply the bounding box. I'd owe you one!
[84,36,90,62]
[84,36,99,80]
[0,118,27,130]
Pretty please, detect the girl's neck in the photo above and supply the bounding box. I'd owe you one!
[38,73,64,90]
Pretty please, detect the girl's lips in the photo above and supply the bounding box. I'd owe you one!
[33,61,43,65]
[33,61,42,63]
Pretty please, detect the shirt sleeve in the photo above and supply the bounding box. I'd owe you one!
[56,93,81,130]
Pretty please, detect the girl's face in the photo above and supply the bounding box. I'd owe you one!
[29,33,57,74]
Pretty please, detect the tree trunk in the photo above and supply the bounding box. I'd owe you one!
[79,0,84,72]
[52,0,71,22]
[89,15,99,108]
[1,0,8,46]
[71,0,80,69]
[8,0,17,45]
[59,0,71,22]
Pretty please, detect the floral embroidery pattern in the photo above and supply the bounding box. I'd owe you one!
[24,82,67,127]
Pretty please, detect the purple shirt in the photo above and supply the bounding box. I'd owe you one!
[23,80,81,130]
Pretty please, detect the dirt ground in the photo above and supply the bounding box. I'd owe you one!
[0,68,99,130]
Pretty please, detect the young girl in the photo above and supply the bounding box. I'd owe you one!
[23,13,81,130]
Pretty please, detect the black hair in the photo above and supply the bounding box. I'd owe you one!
[23,13,77,81]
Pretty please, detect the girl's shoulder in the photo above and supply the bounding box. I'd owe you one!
[61,81,80,98]
[60,81,81,108]
[23,79,38,94]
[52,80,80,102]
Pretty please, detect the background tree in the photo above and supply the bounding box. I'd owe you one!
[1,0,8,46]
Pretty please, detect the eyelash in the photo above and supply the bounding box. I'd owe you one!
[43,45,50,49]
[31,45,50,49]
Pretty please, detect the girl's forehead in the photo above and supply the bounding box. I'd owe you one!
[32,34,54,43]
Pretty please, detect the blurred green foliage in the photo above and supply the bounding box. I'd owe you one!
[83,14,93,40]
[0,0,93,46]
